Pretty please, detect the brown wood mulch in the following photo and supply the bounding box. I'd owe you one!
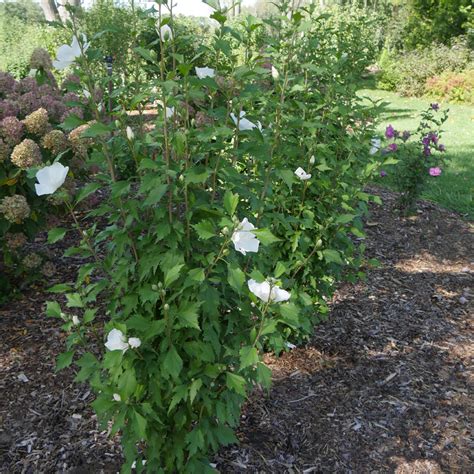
[1,187,473,473]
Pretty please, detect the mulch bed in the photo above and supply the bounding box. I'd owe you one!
[1,187,472,473]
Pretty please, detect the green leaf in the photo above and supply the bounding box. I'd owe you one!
[56,351,74,371]
[254,228,281,245]
[134,46,156,63]
[83,308,97,324]
[80,122,112,138]
[223,190,239,216]
[239,346,259,369]
[164,263,184,288]
[119,369,137,399]
[133,410,148,439]
[226,372,246,397]
[45,301,62,318]
[144,184,168,206]
[163,346,183,379]
[186,427,205,456]
[322,249,343,264]
[256,362,272,389]
[48,283,72,294]
[335,214,355,225]
[227,264,245,293]
[47,228,67,244]
[75,183,101,205]
[189,378,203,404]
[214,425,238,445]
[66,293,84,308]
[193,220,215,240]
[274,261,287,278]
[177,301,201,330]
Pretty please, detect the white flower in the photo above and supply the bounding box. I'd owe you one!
[83,89,91,99]
[248,279,291,303]
[285,342,297,350]
[72,315,80,326]
[128,337,142,349]
[165,106,174,119]
[196,67,215,79]
[158,24,173,41]
[271,66,279,80]
[105,329,129,352]
[230,111,259,131]
[370,138,381,155]
[35,162,69,196]
[113,393,121,402]
[231,218,260,256]
[294,167,311,181]
[53,34,89,70]
[309,155,315,165]
[126,126,134,140]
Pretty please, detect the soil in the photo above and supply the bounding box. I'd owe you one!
[1,187,473,473]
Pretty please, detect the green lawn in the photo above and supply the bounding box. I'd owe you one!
[359,89,474,219]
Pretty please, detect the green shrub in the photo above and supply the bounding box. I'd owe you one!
[377,38,473,97]
[45,1,392,470]
[425,69,474,104]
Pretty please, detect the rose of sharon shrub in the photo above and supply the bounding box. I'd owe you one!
[47,2,392,471]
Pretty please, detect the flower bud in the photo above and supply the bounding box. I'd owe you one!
[72,315,80,325]
[115,120,121,128]
[126,126,134,141]
[152,284,158,291]
[222,227,229,236]
[222,249,229,256]
[309,155,315,165]
[164,303,170,311]
[157,282,163,289]
[179,174,184,182]
[271,66,279,80]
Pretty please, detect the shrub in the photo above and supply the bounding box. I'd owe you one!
[46,1,392,470]
[377,38,473,97]
[375,104,449,212]
[0,53,93,298]
[425,69,474,104]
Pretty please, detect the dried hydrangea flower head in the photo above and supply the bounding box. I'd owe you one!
[41,261,57,277]
[30,48,53,71]
[1,116,25,146]
[0,100,20,121]
[0,194,31,223]
[22,253,42,269]
[23,108,50,136]
[41,130,69,155]
[5,232,28,250]
[68,122,94,159]
[10,139,42,169]
[0,138,10,163]
[0,72,17,98]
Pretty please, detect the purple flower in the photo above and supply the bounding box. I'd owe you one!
[385,124,396,139]
[423,146,431,156]
[430,103,439,111]
[380,170,387,177]
[387,143,398,152]
[422,135,431,146]
[0,72,17,98]
[429,167,442,177]
[0,100,20,120]
[402,130,411,142]
[438,144,446,152]
[429,132,438,144]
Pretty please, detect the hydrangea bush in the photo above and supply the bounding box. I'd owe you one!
[47,1,392,470]
[374,103,449,212]
[0,50,94,296]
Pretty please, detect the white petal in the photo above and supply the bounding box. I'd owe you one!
[128,337,142,349]
[272,287,291,302]
[105,329,129,352]
[196,67,215,79]
[113,393,121,402]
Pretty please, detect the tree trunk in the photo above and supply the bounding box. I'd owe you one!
[40,0,60,22]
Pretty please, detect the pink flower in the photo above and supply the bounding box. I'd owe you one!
[387,143,398,152]
[429,167,442,177]
[380,170,387,177]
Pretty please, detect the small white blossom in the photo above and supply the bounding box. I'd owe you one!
[128,337,142,349]
[271,66,279,80]
[35,162,69,196]
[158,24,173,41]
[295,167,311,181]
[105,329,129,352]
[195,67,215,79]
[231,218,260,256]
[113,393,121,402]
[72,315,80,326]
[309,155,316,165]
[53,35,89,70]
[126,126,134,140]
[370,138,381,155]
[165,106,175,119]
[248,279,290,303]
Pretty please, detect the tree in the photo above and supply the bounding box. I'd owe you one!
[39,0,81,23]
